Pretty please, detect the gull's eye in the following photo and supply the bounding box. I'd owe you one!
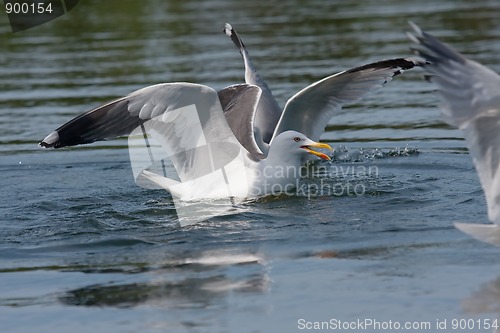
[293,137,301,142]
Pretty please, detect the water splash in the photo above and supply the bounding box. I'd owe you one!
[332,145,419,162]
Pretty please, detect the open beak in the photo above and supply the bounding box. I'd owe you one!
[301,142,333,161]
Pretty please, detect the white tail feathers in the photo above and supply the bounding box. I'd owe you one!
[454,223,500,246]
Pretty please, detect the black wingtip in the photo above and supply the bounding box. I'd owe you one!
[223,22,245,51]
[407,22,467,65]
[39,131,60,149]
[344,58,420,78]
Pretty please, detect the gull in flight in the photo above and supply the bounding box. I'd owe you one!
[40,23,418,202]
[408,22,500,245]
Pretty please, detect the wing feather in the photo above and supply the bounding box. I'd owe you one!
[224,23,282,146]
[409,22,500,225]
[40,83,247,186]
[218,84,265,159]
[272,58,419,142]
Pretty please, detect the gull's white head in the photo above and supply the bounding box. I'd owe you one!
[269,130,333,162]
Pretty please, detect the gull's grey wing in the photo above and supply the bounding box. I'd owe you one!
[224,23,282,147]
[40,83,220,148]
[409,22,500,227]
[271,58,419,142]
[40,83,245,183]
[218,83,265,159]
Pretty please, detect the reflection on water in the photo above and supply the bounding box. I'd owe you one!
[463,276,500,314]
[462,276,500,333]
[60,252,268,308]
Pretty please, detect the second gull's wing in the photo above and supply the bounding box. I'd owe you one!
[408,22,500,244]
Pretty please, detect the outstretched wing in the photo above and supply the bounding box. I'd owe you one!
[272,58,419,142]
[224,23,282,148]
[40,83,217,148]
[408,22,500,227]
[218,84,265,159]
[40,83,245,184]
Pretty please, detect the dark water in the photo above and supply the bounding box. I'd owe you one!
[2,0,500,332]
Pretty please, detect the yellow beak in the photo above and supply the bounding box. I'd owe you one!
[301,142,333,161]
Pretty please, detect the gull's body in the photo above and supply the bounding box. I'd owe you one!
[408,23,500,245]
[141,128,333,200]
[40,24,417,201]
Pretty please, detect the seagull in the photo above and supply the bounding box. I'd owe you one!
[40,23,418,201]
[408,22,500,245]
